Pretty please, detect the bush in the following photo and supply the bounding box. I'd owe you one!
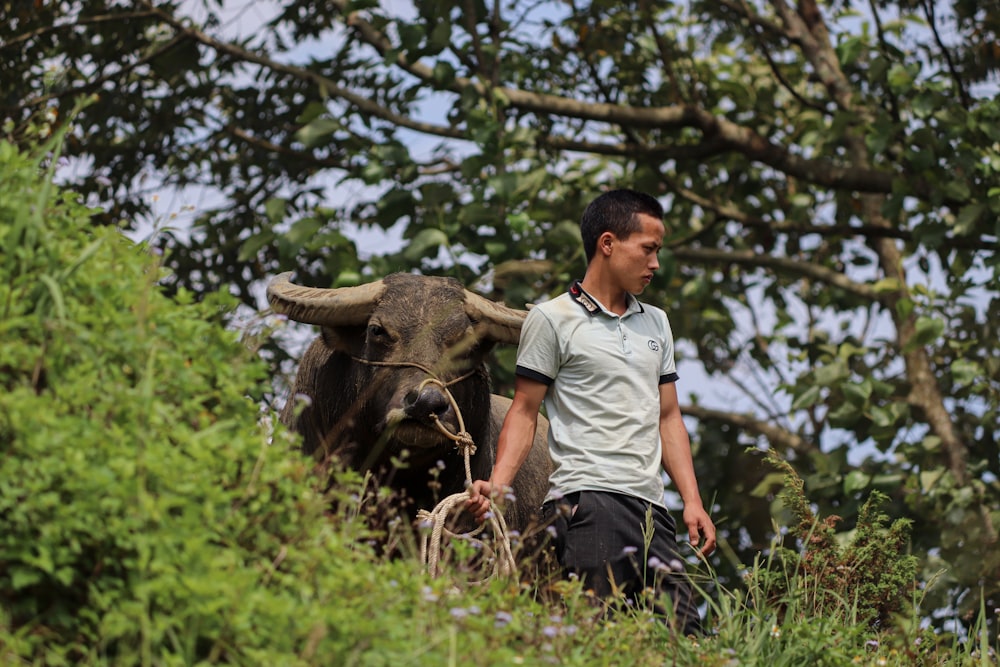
[0,132,401,664]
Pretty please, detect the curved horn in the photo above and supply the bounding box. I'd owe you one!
[267,272,385,326]
[463,290,528,344]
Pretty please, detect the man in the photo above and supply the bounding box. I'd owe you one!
[467,189,716,636]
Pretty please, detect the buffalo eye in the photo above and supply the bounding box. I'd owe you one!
[367,323,391,343]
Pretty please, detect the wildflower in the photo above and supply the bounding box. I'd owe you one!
[494,611,513,628]
[622,545,638,555]
[542,626,558,638]
[877,659,887,666]
[866,639,879,650]
[436,460,446,470]
[770,625,781,639]
[546,525,558,538]
[450,607,468,620]
[669,558,685,572]
[564,625,578,636]
[293,392,313,407]
[421,586,438,602]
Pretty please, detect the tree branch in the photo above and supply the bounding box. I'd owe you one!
[681,403,819,457]
[147,6,468,144]
[671,245,883,302]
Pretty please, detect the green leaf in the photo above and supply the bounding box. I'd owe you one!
[750,472,785,498]
[912,315,945,346]
[843,470,871,494]
[432,60,456,86]
[264,197,287,224]
[403,228,448,261]
[828,400,862,427]
[791,384,822,411]
[238,231,275,262]
[284,217,323,246]
[842,379,872,406]
[295,117,341,149]
[836,36,864,67]
[950,358,980,387]
[887,63,916,93]
[813,360,848,387]
[953,202,985,235]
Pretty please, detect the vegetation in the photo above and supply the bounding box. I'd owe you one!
[3,0,997,629]
[1,136,996,665]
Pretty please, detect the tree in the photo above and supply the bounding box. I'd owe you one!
[3,0,998,625]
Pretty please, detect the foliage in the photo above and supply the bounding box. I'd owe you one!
[753,449,917,628]
[2,0,999,632]
[0,136,996,664]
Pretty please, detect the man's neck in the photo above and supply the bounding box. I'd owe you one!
[579,274,628,316]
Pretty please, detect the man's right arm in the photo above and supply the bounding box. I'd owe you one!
[467,375,548,521]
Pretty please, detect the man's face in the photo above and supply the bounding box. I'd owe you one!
[610,213,665,295]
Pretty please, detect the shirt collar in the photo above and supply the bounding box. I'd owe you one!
[568,280,644,317]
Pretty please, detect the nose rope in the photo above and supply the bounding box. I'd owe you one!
[348,356,516,580]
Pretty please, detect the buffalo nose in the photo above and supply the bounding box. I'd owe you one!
[403,385,450,419]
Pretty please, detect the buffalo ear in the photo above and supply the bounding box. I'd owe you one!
[320,325,366,357]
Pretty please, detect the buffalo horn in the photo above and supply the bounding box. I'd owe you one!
[267,272,385,326]
[463,290,528,344]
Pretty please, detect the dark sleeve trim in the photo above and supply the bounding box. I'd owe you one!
[659,372,679,385]
[516,365,554,386]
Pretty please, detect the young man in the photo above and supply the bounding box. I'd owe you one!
[467,189,716,635]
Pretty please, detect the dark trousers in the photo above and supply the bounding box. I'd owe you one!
[541,490,703,636]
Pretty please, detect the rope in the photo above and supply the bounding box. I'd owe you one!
[351,357,516,579]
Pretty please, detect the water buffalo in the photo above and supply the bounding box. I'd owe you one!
[267,272,552,533]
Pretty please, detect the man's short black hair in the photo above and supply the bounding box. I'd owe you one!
[580,189,664,263]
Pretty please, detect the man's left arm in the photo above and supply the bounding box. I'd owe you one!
[659,381,717,556]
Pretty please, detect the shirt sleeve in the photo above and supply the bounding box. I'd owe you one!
[658,309,679,384]
[514,306,559,385]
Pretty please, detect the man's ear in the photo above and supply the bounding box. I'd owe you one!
[598,231,615,257]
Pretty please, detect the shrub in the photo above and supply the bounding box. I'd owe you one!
[755,449,918,628]
[0,131,394,664]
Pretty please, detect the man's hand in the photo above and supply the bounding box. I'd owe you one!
[466,480,502,523]
[683,504,717,557]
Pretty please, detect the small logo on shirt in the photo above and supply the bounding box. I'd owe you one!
[647,340,660,351]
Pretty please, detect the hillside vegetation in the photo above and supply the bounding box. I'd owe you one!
[1,137,994,665]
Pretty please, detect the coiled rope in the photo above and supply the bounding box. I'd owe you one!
[351,358,516,579]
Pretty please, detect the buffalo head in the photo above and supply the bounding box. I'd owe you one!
[268,272,528,482]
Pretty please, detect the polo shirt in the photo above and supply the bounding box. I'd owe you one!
[516,281,678,507]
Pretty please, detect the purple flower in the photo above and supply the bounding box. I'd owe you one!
[542,626,558,638]
[494,611,513,628]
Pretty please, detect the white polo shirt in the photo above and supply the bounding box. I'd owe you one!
[516,281,678,507]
